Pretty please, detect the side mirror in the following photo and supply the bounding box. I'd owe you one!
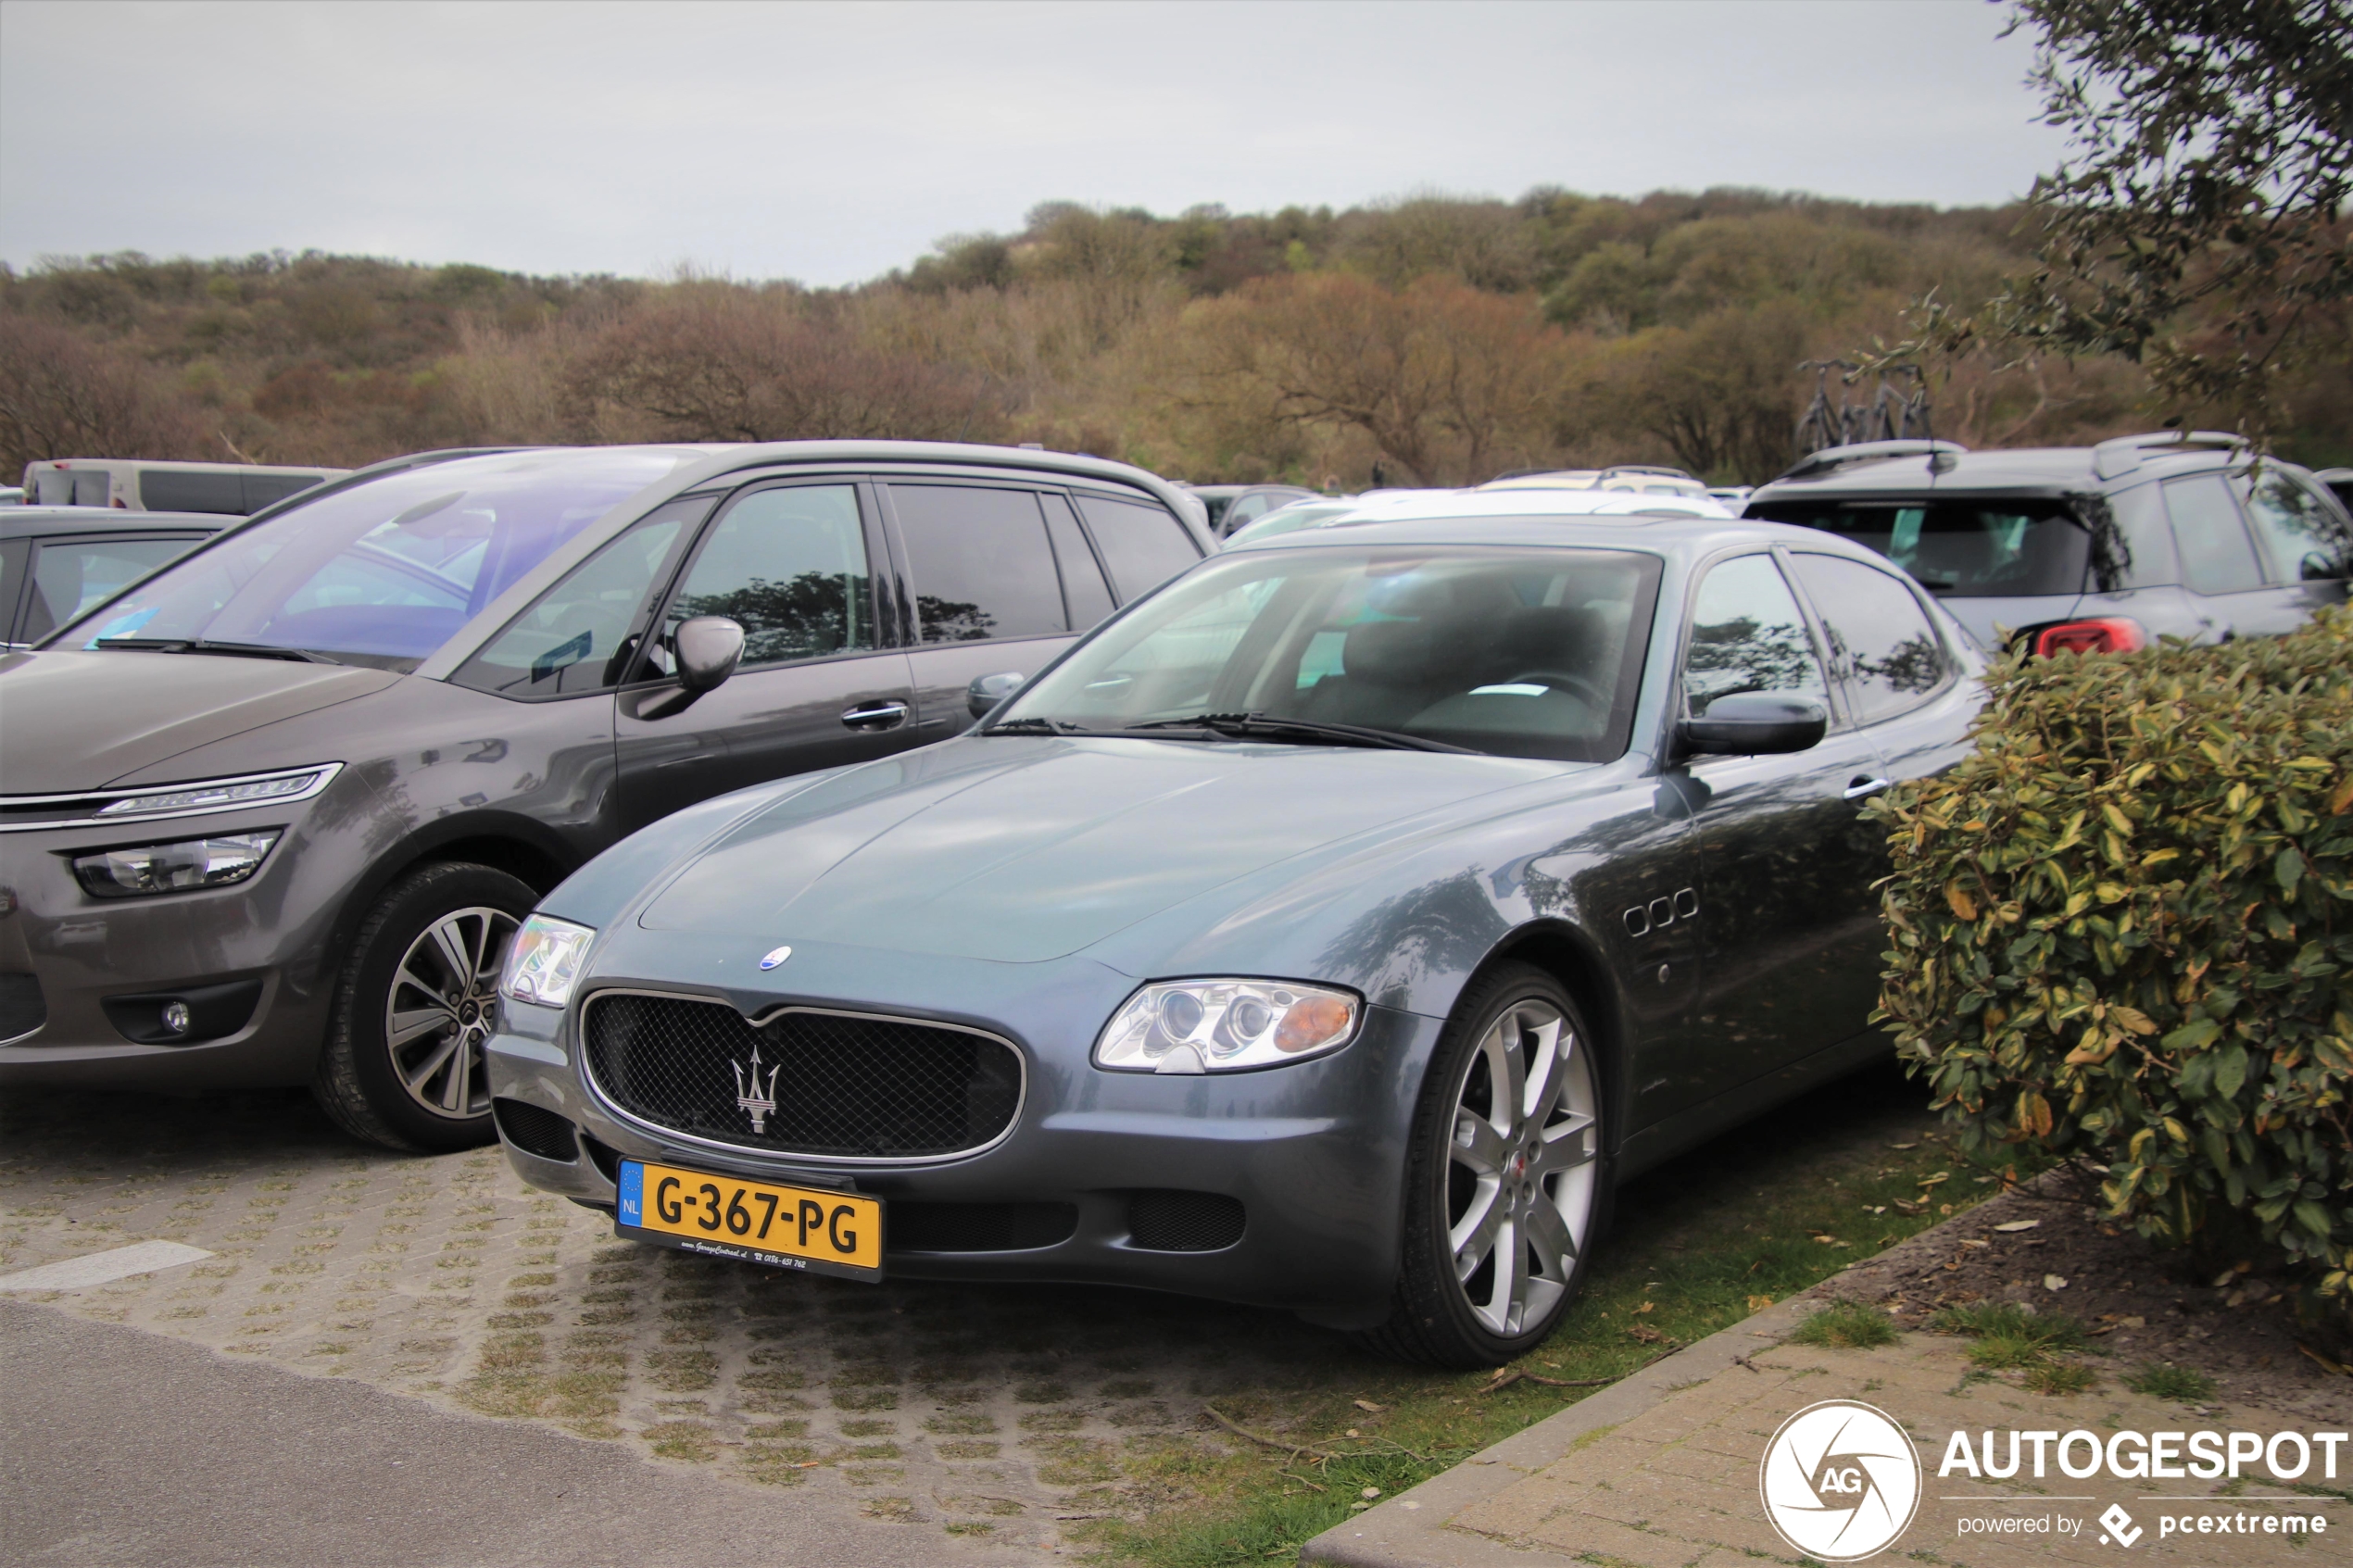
[674,616,745,694]
[1677,692,1828,757]
[967,670,1027,720]
[2301,551,2346,583]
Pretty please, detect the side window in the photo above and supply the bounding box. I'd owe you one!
[2237,471,2349,583]
[1040,494,1115,631]
[1787,555,1948,724]
[0,539,24,638]
[1076,493,1201,600]
[889,484,1065,643]
[2100,484,2181,589]
[24,536,208,641]
[1682,554,1830,720]
[456,498,703,696]
[2163,475,2265,595]
[660,485,874,669]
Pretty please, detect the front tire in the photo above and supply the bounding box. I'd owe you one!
[1362,963,1611,1367]
[313,861,535,1152]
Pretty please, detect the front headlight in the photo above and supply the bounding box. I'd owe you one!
[94,764,340,821]
[499,914,596,1009]
[70,831,282,898]
[1094,978,1360,1073]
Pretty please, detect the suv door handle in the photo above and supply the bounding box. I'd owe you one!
[841,700,911,731]
[1843,775,1893,801]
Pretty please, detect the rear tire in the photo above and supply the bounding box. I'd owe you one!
[1359,962,1613,1368]
[312,861,535,1153]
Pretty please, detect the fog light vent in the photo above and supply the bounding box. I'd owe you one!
[1127,1190,1245,1252]
[492,1098,579,1162]
[888,1201,1077,1254]
[0,973,45,1043]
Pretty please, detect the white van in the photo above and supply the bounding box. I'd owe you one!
[22,458,348,514]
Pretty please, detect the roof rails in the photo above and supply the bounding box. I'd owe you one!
[1600,465,1698,480]
[1775,439,1969,482]
[2092,430,2247,480]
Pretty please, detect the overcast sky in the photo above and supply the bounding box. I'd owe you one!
[0,0,2064,287]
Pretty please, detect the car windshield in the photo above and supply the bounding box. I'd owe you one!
[997,545,1660,762]
[1746,498,2091,596]
[59,450,686,670]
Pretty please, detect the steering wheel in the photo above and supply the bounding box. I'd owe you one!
[1506,671,1612,709]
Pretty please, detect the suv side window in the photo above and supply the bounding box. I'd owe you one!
[2237,470,2350,583]
[1040,494,1115,630]
[22,535,208,643]
[661,484,875,669]
[889,484,1066,643]
[1787,554,1949,724]
[455,496,707,696]
[1682,553,1831,720]
[2162,475,2265,595]
[1075,492,1201,600]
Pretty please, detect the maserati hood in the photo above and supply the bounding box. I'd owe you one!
[632,736,1558,964]
[0,650,398,793]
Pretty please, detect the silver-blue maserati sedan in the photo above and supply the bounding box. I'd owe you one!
[487,493,1983,1366]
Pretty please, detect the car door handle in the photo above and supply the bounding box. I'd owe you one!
[840,700,911,731]
[1843,776,1893,801]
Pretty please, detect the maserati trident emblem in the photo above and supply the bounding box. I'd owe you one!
[758,945,793,971]
[733,1044,780,1134]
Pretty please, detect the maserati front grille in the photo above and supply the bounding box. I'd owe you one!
[581,991,1024,1161]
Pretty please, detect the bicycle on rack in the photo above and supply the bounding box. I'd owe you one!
[1793,361,1934,458]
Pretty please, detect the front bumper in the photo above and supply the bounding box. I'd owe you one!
[0,802,351,1089]
[486,944,1440,1324]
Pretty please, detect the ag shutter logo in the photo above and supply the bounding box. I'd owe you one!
[2099,1503,2144,1547]
[1759,1399,1923,1562]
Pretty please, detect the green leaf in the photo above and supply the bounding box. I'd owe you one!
[2213,1044,2249,1100]
[2163,1017,2222,1054]
[2296,1201,2334,1240]
[2277,847,2304,897]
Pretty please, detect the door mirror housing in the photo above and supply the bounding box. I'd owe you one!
[1677,692,1828,757]
[967,670,1028,720]
[673,616,745,694]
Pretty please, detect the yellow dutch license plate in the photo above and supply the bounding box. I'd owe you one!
[616,1159,883,1281]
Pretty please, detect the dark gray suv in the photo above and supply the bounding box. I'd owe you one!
[1743,433,2353,653]
[0,443,1209,1150]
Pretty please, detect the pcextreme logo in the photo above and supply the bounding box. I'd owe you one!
[1758,1399,1923,1562]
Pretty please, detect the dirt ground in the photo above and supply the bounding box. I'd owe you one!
[1820,1164,2353,1430]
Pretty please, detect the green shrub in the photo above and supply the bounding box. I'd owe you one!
[1873,608,2353,1296]
[2127,1361,2218,1402]
[1790,1300,1900,1348]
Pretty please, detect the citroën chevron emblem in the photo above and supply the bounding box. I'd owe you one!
[733,1044,780,1134]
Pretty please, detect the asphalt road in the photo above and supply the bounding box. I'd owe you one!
[0,1299,1034,1567]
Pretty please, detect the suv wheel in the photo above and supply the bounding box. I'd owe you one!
[1361,963,1611,1367]
[313,861,535,1152]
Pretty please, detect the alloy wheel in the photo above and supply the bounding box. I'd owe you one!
[1444,997,1600,1336]
[383,905,517,1120]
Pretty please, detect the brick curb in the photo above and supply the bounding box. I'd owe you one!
[1300,1179,2060,1568]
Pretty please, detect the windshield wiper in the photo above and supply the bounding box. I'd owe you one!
[94,637,339,665]
[979,717,1105,736]
[1123,712,1473,754]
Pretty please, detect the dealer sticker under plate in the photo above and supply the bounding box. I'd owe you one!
[616,1159,883,1282]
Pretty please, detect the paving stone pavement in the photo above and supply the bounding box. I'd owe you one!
[0,1085,1340,1558]
[1315,1300,2353,1568]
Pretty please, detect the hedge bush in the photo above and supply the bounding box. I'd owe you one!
[1871,607,2353,1293]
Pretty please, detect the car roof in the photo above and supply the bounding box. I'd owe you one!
[1750,433,2259,501]
[1340,489,1736,522]
[294,441,1212,544]
[0,508,229,542]
[1229,507,1888,565]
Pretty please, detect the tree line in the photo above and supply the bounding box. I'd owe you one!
[4,183,2347,490]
